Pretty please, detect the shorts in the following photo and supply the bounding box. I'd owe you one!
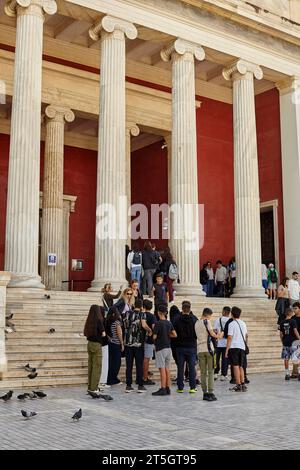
[262,280,268,290]
[281,346,293,360]
[228,348,246,367]
[268,282,277,290]
[144,342,154,359]
[155,348,172,369]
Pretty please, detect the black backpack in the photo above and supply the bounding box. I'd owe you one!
[270,269,277,283]
[132,252,141,265]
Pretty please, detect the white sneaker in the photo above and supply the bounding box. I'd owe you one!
[99,384,111,389]
[214,373,218,381]
[220,376,228,381]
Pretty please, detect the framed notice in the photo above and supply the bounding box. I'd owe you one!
[48,253,57,266]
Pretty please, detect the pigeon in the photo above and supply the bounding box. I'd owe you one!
[24,364,36,373]
[72,408,82,420]
[99,394,113,401]
[44,294,51,300]
[6,313,13,320]
[0,390,13,402]
[48,328,55,334]
[21,410,37,419]
[28,392,38,399]
[87,390,101,399]
[33,391,47,398]
[27,372,38,380]
[17,393,30,400]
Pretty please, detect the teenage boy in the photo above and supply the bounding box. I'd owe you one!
[142,299,156,385]
[213,306,231,380]
[279,307,300,380]
[195,308,220,401]
[123,298,152,393]
[152,273,168,314]
[288,272,300,306]
[291,302,300,379]
[152,305,177,396]
[225,306,248,392]
[173,300,198,393]
[215,260,227,297]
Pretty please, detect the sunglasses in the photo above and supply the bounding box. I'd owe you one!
[127,292,133,296]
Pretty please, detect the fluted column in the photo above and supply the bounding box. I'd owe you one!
[161,39,205,295]
[40,105,75,290]
[125,122,139,246]
[0,272,11,379]
[4,0,57,289]
[163,134,172,206]
[223,60,265,297]
[89,16,137,291]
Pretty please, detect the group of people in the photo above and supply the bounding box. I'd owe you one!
[83,284,251,401]
[200,258,236,298]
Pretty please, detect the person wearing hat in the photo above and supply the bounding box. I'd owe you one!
[152,273,169,315]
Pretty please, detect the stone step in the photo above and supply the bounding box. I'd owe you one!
[7,352,88,361]
[6,345,87,353]
[0,376,88,389]
[7,359,88,369]
[6,367,87,379]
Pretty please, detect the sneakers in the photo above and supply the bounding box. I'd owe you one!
[220,376,228,382]
[244,377,250,384]
[285,374,291,381]
[137,385,147,393]
[125,386,135,393]
[189,389,197,394]
[291,375,298,379]
[241,384,248,392]
[166,386,171,395]
[143,379,156,386]
[176,389,184,393]
[99,384,111,389]
[230,384,242,392]
[203,393,213,401]
[152,388,167,396]
[214,373,219,381]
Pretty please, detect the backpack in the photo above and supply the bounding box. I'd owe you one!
[270,269,278,283]
[168,263,178,280]
[150,251,160,267]
[132,252,141,265]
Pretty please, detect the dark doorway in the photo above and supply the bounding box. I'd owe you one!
[260,209,275,267]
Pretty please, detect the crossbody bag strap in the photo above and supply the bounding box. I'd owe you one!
[219,317,224,332]
[102,295,109,310]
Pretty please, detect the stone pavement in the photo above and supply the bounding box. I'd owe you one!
[0,373,299,450]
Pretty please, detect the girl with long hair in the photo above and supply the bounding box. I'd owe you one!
[106,306,124,385]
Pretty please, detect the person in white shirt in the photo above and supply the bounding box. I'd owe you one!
[215,260,227,297]
[261,263,268,293]
[288,272,300,306]
[225,306,248,392]
[213,306,231,380]
[206,261,215,297]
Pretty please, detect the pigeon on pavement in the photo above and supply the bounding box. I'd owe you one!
[99,394,113,401]
[33,391,47,398]
[0,390,13,402]
[24,364,36,373]
[72,408,82,420]
[21,410,37,419]
[48,328,56,334]
[87,391,101,399]
[17,393,30,400]
[27,372,38,379]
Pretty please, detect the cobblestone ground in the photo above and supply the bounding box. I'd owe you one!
[0,373,299,450]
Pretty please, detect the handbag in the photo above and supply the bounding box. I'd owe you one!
[204,319,217,357]
[235,320,249,355]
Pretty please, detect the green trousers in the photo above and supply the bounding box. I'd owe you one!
[87,341,102,391]
[198,352,214,394]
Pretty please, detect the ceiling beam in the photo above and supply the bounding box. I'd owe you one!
[55,19,91,41]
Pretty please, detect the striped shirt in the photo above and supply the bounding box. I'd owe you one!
[110,320,121,345]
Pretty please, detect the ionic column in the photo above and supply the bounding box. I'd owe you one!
[161,39,205,295]
[4,0,57,289]
[89,16,137,291]
[126,122,139,246]
[276,78,300,276]
[40,105,75,290]
[223,60,265,297]
[0,272,11,379]
[163,134,172,206]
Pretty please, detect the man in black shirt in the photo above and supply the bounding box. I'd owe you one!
[142,299,156,385]
[279,307,300,380]
[152,305,176,396]
[291,302,300,379]
[152,273,168,314]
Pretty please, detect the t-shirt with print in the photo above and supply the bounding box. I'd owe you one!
[145,311,156,345]
[195,319,213,354]
[279,318,298,347]
[123,310,146,347]
[213,316,230,348]
[227,319,247,350]
[153,319,174,352]
[153,283,168,306]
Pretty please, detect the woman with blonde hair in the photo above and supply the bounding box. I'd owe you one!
[114,287,135,315]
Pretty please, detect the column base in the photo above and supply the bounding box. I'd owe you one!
[0,357,7,376]
[88,277,128,292]
[174,283,206,296]
[7,274,45,289]
[231,286,267,298]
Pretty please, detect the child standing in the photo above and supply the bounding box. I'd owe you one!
[152,273,169,315]
[152,304,177,396]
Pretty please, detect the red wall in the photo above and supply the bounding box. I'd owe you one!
[0,134,9,270]
[256,88,285,276]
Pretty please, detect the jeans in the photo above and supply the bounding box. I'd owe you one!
[198,352,214,394]
[214,347,229,376]
[130,265,142,287]
[216,281,225,297]
[87,341,102,391]
[107,342,122,385]
[125,346,144,386]
[202,283,208,296]
[142,269,156,295]
[176,347,197,390]
[207,280,215,297]
[99,344,109,384]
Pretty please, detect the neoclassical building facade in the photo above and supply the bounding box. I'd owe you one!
[0,0,300,296]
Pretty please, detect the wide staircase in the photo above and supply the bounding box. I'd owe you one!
[0,291,282,389]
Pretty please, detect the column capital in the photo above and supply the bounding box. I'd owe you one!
[89,15,137,42]
[5,0,57,17]
[125,122,140,137]
[160,38,205,63]
[223,59,263,81]
[45,105,75,124]
[275,77,300,96]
